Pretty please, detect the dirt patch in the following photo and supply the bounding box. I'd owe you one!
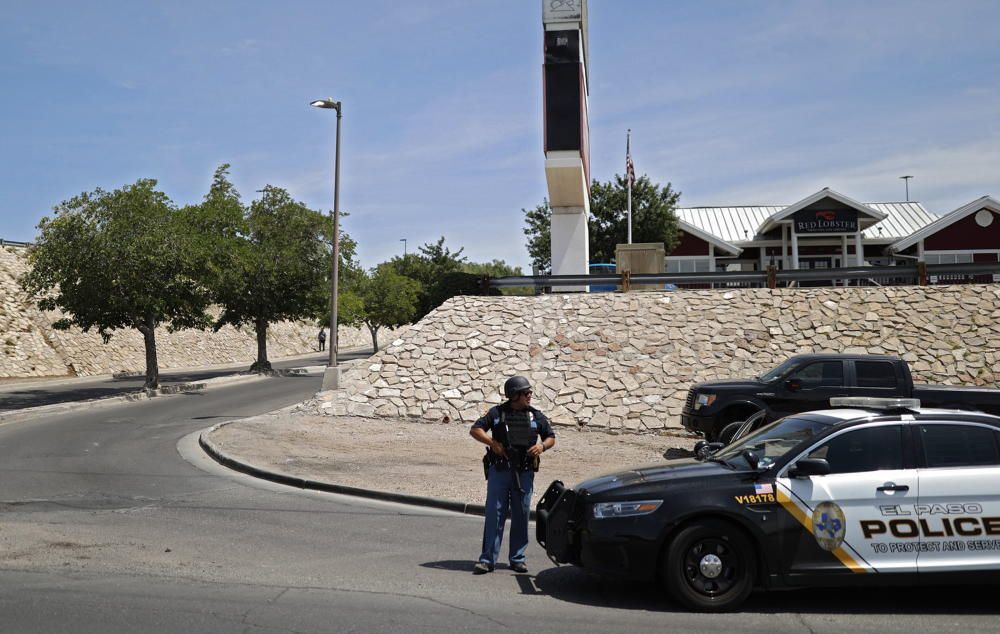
[206,414,700,507]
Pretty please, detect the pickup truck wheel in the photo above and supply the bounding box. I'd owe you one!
[718,422,743,445]
[663,520,755,612]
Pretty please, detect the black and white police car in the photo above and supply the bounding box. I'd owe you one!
[536,397,1000,611]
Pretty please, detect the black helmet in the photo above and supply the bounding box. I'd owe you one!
[503,375,532,399]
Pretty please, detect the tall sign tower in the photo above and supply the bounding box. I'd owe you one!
[542,0,590,290]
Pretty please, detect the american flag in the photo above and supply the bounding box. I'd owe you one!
[625,130,636,186]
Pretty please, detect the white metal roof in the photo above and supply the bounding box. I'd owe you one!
[676,201,935,244]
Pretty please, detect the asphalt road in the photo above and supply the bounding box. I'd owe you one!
[1,376,998,633]
[0,349,371,413]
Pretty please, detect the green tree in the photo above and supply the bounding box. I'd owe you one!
[185,166,332,372]
[317,226,364,346]
[461,259,523,278]
[384,237,471,319]
[522,200,551,274]
[20,179,211,389]
[461,259,530,296]
[345,265,421,352]
[523,175,681,271]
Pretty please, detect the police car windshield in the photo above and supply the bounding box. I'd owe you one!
[758,358,798,382]
[714,416,830,469]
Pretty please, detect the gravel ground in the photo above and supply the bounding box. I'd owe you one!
[205,414,701,506]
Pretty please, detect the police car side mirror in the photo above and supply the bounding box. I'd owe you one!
[789,458,830,478]
[694,441,724,459]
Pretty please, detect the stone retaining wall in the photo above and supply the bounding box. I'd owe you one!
[315,285,1000,431]
[0,246,392,379]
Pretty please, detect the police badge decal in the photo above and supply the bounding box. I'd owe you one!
[811,502,847,551]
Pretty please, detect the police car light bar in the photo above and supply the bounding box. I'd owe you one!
[829,397,921,410]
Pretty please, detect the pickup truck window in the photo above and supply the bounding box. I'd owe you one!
[759,358,798,382]
[855,361,898,389]
[919,424,1000,468]
[790,361,844,388]
[807,425,903,474]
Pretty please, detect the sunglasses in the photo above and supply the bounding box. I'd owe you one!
[519,390,533,397]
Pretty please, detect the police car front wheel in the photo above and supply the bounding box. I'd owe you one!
[663,520,756,612]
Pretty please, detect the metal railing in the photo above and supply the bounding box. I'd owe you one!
[488,261,1000,292]
[0,238,32,248]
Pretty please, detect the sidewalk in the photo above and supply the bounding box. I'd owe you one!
[200,410,699,513]
[0,349,333,392]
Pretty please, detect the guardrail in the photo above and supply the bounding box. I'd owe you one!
[488,261,1000,291]
[0,238,33,248]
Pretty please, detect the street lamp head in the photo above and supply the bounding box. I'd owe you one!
[310,98,341,110]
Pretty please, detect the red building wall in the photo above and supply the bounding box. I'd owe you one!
[925,209,1000,250]
[669,230,710,256]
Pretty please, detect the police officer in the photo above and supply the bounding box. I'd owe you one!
[470,375,556,574]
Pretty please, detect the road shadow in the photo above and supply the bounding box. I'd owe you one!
[337,349,374,362]
[0,386,141,411]
[532,566,1000,615]
[420,560,548,593]
[532,567,674,612]
[421,559,490,573]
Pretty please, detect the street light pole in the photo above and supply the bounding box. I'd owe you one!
[311,98,343,389]
[400,238,407,256]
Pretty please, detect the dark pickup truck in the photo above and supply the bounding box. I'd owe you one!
[681,353,1000,441]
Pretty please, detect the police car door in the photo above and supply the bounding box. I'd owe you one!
[914,422,1000,573]
[775,423,918,581]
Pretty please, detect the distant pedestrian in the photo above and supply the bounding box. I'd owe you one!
[470,375,555,575]
[318,328,327,351]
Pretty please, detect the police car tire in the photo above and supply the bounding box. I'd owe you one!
[663,520,756,612]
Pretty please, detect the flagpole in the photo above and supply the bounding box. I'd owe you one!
[626,129,633,244]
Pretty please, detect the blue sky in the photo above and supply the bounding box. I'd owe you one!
[1,1,998,269]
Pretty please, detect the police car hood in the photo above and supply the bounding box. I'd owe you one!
[576,459,732,496]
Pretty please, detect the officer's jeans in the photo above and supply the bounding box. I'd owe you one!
[479,464,534,566]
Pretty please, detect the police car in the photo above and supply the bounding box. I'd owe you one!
[535,397,1000,612]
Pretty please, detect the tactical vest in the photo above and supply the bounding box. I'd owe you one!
[485,406,540,472]
[501,408,538,450]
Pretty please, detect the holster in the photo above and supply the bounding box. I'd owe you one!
[482,448,539,479]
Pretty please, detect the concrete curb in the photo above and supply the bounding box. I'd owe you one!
[199,419,492,518]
